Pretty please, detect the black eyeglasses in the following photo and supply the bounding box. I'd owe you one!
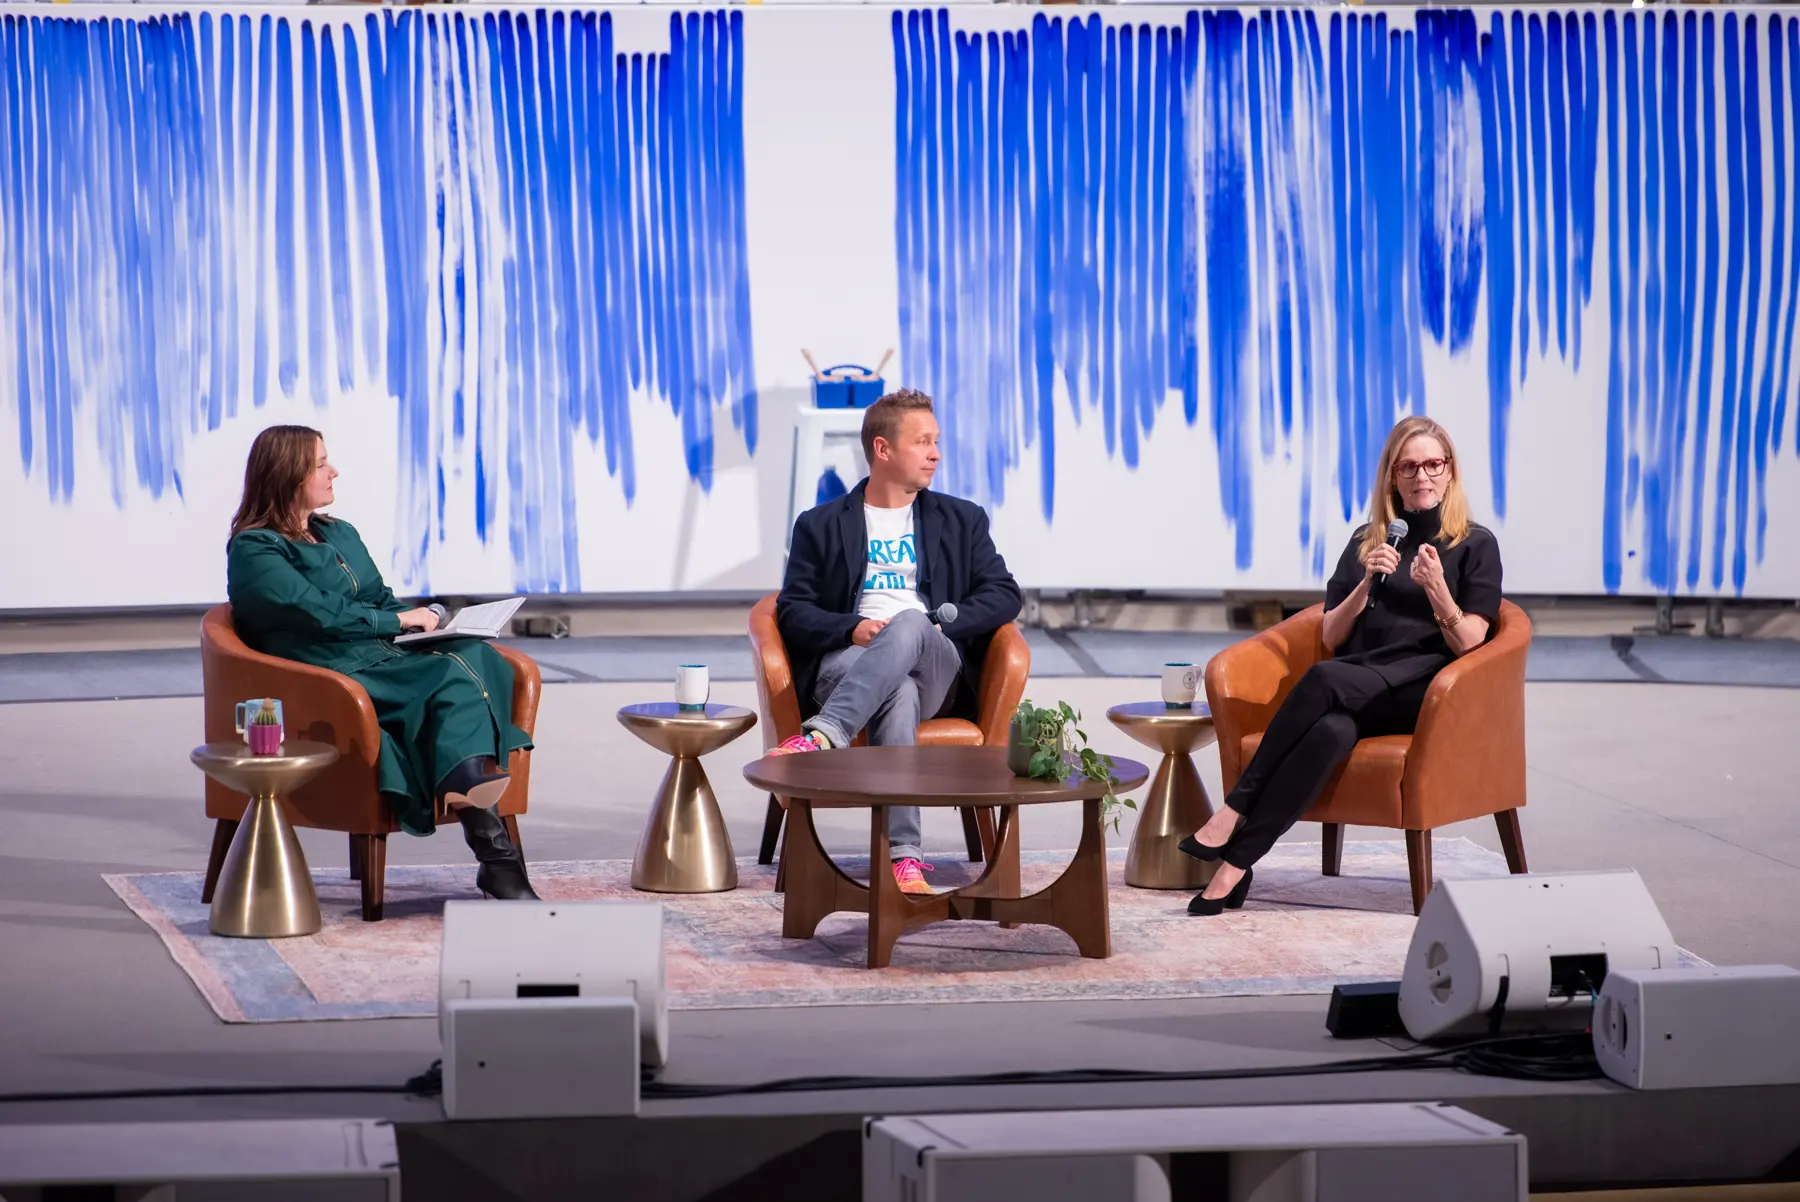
[1394,457,1451,480]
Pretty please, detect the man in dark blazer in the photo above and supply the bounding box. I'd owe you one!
[773,389,1023,895]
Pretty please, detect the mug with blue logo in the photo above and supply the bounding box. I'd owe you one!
[675,665,710,712]
[1161,663,1198,709]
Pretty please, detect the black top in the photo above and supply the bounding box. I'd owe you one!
[1323,505,1505,688]
[777,480,1023,720]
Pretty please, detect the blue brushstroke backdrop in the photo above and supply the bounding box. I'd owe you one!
[3,5,1799,604]
[895,5,1800,597]
[0,6,754,596]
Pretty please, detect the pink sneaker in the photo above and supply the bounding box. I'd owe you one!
[770,732,827,756]
[893,858,936,896]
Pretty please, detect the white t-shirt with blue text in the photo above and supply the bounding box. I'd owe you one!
[858,503,928,622]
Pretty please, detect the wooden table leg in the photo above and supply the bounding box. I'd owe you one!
[992,807,1022,929]
[953,806,1019,904]
[971,798,1111,958]
[867,806,901,969]
[780,800,870,939]
[866,808,970,968]
[1055,798,1112,958]
[778,800,1113,967]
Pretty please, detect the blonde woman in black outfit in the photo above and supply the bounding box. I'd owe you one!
[1182,416,1504,915]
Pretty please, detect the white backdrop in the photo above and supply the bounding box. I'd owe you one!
[3,4,1799,607]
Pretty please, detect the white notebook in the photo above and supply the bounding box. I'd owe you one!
[395,597,526,646]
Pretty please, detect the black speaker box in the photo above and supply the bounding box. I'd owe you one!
[1327,980,1407,1039]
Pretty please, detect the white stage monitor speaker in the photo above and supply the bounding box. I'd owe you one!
[439,899,668,1068]
[1399,870,1677,1041]
[0,1119,398,1199]
[865,1104,1526,1202]
[1594,964,1800,1090]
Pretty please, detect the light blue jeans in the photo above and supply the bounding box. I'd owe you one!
[805,609,962,862]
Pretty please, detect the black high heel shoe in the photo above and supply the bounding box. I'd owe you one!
[1177,834,1226,863]
[1187,866,1253,916]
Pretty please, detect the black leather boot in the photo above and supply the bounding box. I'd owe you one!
[457,807,539,900]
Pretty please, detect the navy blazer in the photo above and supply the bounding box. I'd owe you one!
[777,480,1023,722]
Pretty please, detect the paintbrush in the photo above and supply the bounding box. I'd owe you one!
[800,349,826,381]
[869,348,894,381]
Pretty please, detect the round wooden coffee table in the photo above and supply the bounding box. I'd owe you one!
[743,745,1148,969]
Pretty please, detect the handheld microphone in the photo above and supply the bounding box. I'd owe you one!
[427,602,451,627]
[1374,518,1409,585]
[928,602,958,627]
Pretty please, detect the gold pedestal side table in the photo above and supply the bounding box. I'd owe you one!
[191,740,339,937]
[1106,702,1218,889]
[619,703,757,893]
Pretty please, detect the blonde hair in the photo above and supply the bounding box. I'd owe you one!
[1356,416,1472,562]
[861,388,934,461]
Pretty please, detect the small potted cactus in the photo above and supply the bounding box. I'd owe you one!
[247,698,284,755]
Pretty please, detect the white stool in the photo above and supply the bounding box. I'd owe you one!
[787,405,867,552]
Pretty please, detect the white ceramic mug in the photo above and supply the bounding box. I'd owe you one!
[675,664,710,711]
[1161,662,1198,708]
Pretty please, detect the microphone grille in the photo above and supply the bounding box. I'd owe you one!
[936,602,958,625]
[1386,518,1410,541]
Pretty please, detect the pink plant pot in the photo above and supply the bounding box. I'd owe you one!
[247,724,284,756]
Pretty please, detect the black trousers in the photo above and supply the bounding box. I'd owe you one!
[1221,660,1431,870]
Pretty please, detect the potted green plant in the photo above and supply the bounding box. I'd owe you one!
[1008,700,1134,832]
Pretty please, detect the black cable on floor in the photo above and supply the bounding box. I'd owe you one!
[638,1032,1600,1099]
[0,1066,447,1106]
[1449,1033,1602,1082]
[0,1032,1599,1108]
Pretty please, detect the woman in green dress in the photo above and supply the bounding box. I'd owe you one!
[225,425,538,901]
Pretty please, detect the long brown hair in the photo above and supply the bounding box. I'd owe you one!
[1356,416,1472,561]
[230,425,324,543]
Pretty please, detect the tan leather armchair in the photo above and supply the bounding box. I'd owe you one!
[1203,599,1531,914]
[748,593,1032,879]
[198,605,540,921]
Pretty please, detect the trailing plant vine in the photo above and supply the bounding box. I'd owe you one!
[1010,699,1133,833]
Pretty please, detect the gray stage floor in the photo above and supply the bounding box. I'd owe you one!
[3,672,1798,1141]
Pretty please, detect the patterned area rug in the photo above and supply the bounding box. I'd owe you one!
[108,839,1537,1023]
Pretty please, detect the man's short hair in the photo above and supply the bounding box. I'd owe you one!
[861,388,935,461]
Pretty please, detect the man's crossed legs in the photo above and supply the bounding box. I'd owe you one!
[773,609,961,892]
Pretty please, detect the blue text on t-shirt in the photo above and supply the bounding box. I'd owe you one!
[865,533,916,592]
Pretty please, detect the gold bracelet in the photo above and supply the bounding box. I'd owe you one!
[1435,606,1465,630]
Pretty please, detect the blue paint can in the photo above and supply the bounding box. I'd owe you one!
[812,365,885,409]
